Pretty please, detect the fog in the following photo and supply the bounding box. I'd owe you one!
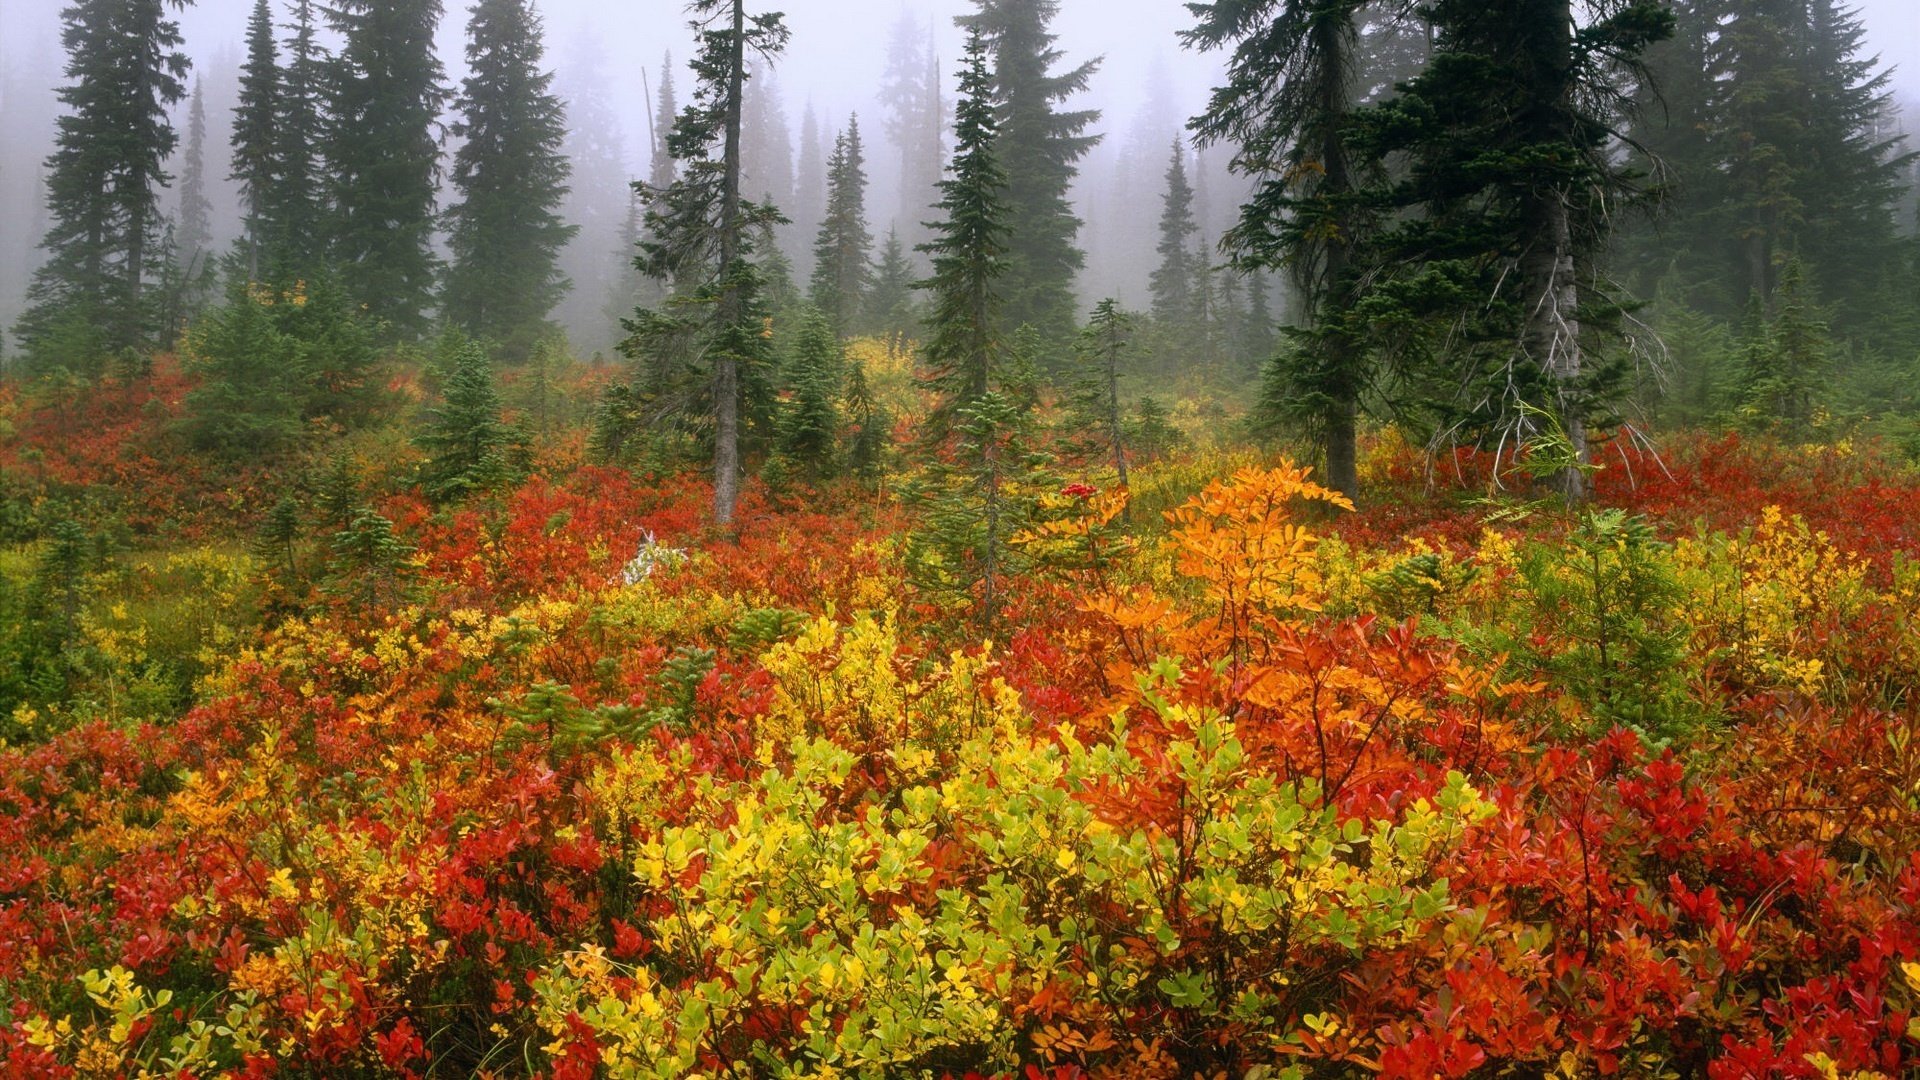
[2,0,1918,353]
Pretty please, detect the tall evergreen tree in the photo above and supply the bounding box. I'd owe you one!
[1149,136,1197,329]
[882,12,945,252]
[741,66,795,209]
[443,0,577,356]
[14,0,192,373]
[324,0,448,337]
[615,0,790,528]
[648,54,679,193]
[865,226,918,340]
[809,117,873,334]
[957,0,1101,348]
[269,0,328,283]
[1626,0,1906,339]
[231,0,278,280]
[1074,298,1134,498]
[1359,0,1673,500]
[792,103,827,276]
[918,30,1014,433]
[176,78,214,279]
[1187,0,1375,499]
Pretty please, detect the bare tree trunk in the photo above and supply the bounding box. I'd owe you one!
[712,0,746,528]
[1523,191,1589,501]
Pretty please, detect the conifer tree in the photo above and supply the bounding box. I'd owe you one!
[1358,0,1672,500]
[232,0,278,280]
[270,0,328,283]
[957,0,1101,348]
[1187,0,1376,499]
[865,226,918,340]
[792,103,827,276]
[614,0,790,528]
[809,117,873,334]
[1073,298,1133,498]
[176,79,214,286]
[180,284,304,459]
[918,31,1013,434]
[649,55,679,193]
[773,309,842,482]
[906,391,1049,634]
[1149,136,1197,329]
[843,355,889,487]
[443,0,578,357]
[416,338,517,503]
[325,0,448,338]
[883,12,945,252]
[14,0,192,374]
[741,67,795,210]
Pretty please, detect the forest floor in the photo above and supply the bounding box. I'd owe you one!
[2,364,1919,1078]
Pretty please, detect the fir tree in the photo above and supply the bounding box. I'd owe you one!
[1187,0,1376,499]
[443,0,578,358]
[232,0,278,281]
[843,355,889,487]
[918,31,1013,434]
[1350,0,1672,500]
[741,66,795,210]
[179,284,304,459]
[325,0,449,338]
[882,12,945,252]
[792,103,827,276]
[809,117,873,334]
[1149,136,1197,329]
[614,0,790,528]
[270,0,328,283]
[865,226,918,341]
[1073,298,1134,501]
[905,391,1049,635]
[176,78,214,290]
[957,0,1101,349]
[14,0,192,374]
[773,309,843,482]
[416,338,517,503]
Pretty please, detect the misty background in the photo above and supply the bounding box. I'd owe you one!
[1,0,1918,356]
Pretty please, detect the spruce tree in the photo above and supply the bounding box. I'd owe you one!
[843,356,889,487]
[1148,136,1197,329]
[614,0,790,528]
[957,0,1101,349]
[443,0,578,358]
[325,0,448,338]
[773,309,843,482]
[918,31,1013,434]
[1187,0,1376,499]
[416,338,516,503]
[270,0,328,284]
[14,0,192,374]
[1073,298,1133,499]
[232,0,278,281]
[792,103,827,276]
[883,12,945,252]
[865,226,918,341]
[1351,0,1670,500]
[180,284,304,459]
[809,117,873,335]
[176,78,214,286]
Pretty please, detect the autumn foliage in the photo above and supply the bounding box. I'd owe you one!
[2,426,1919,1079]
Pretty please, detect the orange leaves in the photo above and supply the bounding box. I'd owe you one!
[1162,463,1353,660]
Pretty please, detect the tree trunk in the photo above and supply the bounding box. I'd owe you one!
[1523,191,1589,501]
[712,0,746,528]
[1311,6,1361,502]
[1518,0,1588,502]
